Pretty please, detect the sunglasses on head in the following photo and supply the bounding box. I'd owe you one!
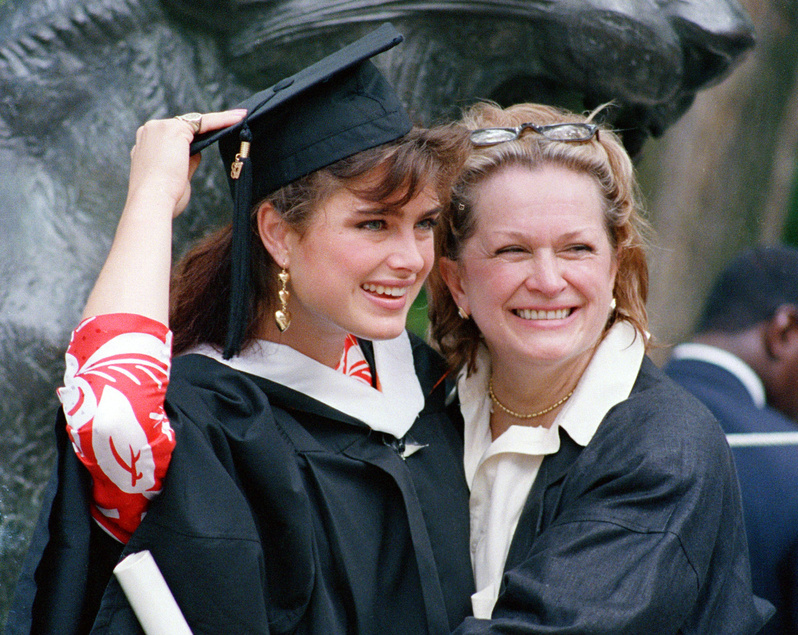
[469,122,599,146]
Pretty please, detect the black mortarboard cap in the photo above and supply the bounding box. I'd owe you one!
[188,24,412,358]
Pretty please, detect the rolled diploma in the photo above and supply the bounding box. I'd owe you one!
[113,550,193,635]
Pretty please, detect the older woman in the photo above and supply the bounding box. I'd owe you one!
[428,102,773,633]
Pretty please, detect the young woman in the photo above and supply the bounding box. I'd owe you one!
[428,101,773,633]
[9,27,474,634]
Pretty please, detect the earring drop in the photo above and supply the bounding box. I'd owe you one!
[275,268,291,332]
[610,297,617,311]
[457,306,469,320]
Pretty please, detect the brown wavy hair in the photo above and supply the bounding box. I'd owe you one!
[428,102,651,375]
[170,124,469,355]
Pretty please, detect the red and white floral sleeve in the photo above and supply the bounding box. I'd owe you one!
[57,313,175,544]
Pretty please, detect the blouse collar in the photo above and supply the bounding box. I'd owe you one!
[459,321,646,485]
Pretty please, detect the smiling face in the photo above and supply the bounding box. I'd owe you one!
[441,164,618,377]
[263,180,441,363]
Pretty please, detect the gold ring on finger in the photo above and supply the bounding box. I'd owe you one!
[174,112,202,135]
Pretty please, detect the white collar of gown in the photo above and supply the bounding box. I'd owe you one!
[188,331,425,439]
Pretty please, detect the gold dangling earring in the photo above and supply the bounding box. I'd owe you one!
[275,267,291,332]
[457,306,469,320]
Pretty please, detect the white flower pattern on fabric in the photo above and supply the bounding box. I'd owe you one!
[58,315,379,544]
[92,385,157,493]
[57,315,173,542]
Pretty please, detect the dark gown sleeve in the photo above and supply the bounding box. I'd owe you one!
[453,359,773,634]
[5,411,123,635]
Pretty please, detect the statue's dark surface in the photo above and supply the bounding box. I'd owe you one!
[0,0,754,623]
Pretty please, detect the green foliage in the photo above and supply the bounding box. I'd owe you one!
[406,288,430,339]
[783,162,798,248]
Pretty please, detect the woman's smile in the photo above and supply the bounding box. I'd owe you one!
[360,280,414,311]
[441,164,617,373]
[513,307,575,321]
[361,282,411,298]
[272,180,440,363]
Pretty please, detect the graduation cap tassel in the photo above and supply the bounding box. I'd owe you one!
[223,124,253,359]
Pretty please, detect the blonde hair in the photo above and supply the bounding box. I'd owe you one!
[428,102,651,374]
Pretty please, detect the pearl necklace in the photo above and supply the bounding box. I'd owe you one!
[488,378,574,419]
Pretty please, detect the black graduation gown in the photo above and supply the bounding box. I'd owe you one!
[7,335,474,634]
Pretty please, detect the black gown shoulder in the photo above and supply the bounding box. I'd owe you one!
[7,336,474,634]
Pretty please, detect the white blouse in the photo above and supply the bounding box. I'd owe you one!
[457,321,646,618]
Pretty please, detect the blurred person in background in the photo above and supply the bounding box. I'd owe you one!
[665,244,798,635]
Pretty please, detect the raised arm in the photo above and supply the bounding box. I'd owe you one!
[59,110,245,542]
[82,110,246,322]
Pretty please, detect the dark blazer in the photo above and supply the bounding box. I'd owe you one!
[455,357,773,634]
[666,356,798,635]
[7,335,474,634]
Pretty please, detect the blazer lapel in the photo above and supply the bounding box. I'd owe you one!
[504,428,583,571]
